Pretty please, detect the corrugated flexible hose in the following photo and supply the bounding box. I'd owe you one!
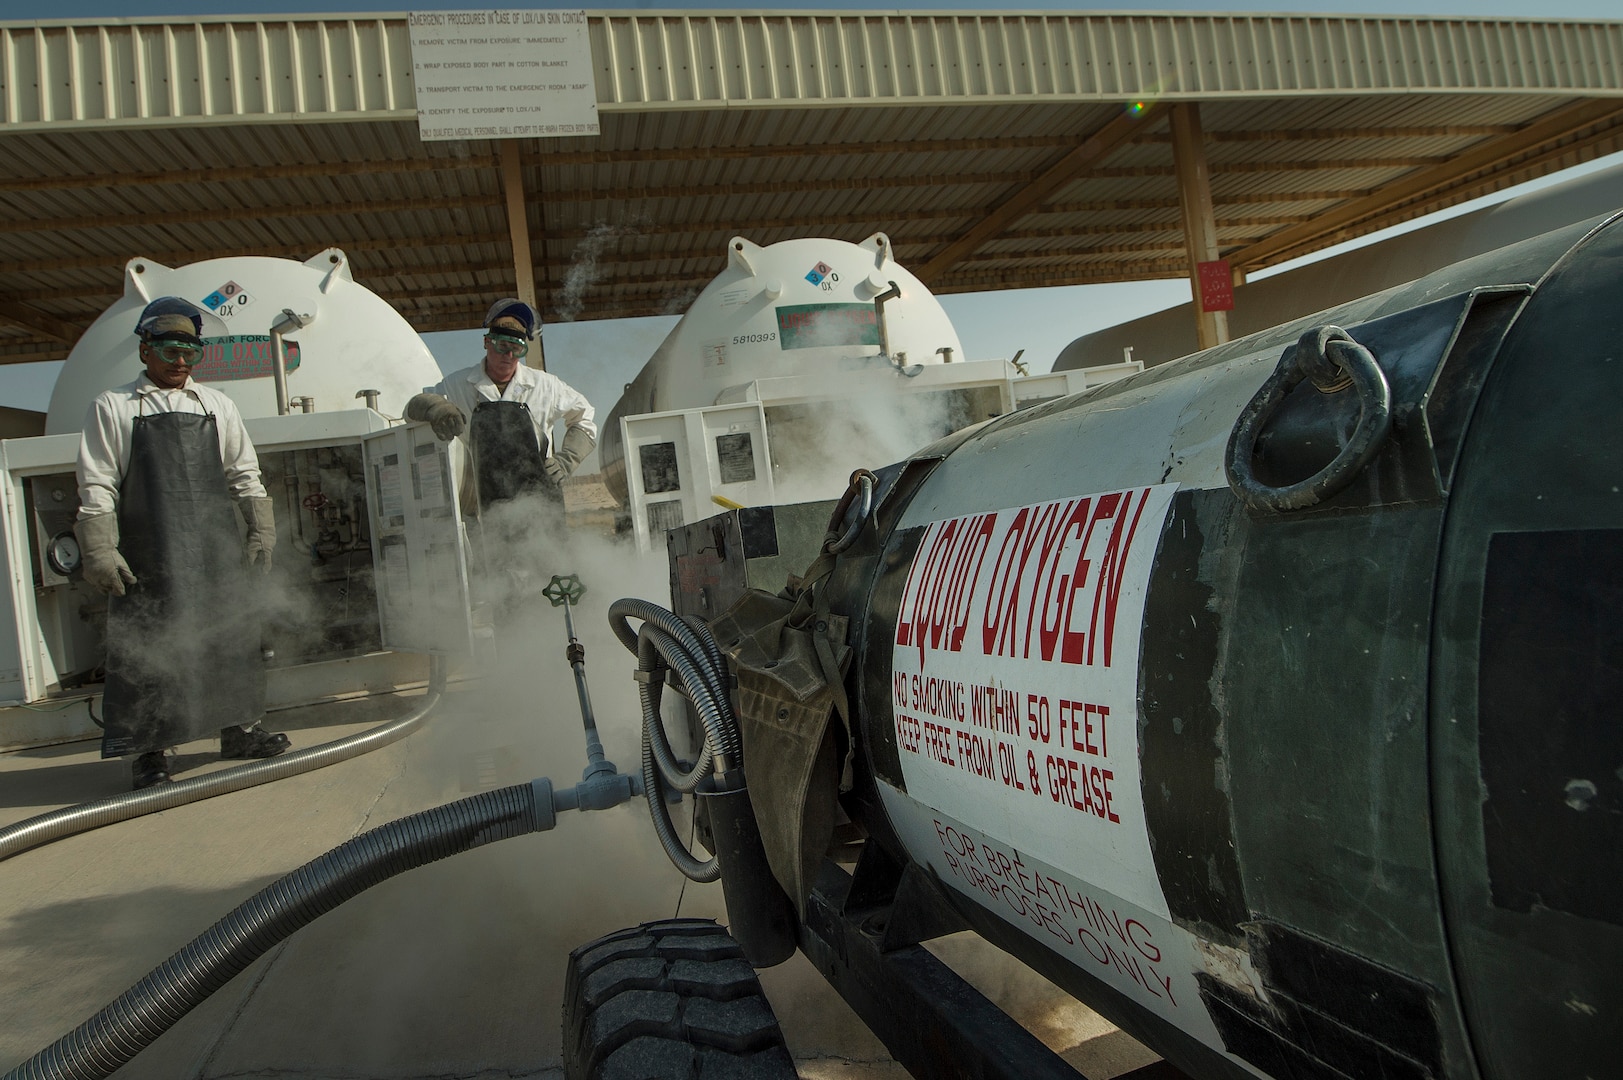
[0,659,449,863]
[2,773,560,1080]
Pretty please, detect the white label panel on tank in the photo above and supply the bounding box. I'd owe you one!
[409,10,598,142]
[889,484,1177,918]
[884,801,1212,1036]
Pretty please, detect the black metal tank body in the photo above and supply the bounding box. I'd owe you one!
[815,213,1623,1080]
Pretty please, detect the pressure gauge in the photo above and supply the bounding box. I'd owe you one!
[46,532,81,576]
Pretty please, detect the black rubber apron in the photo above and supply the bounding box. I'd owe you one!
[468,399,562,512]
[100,405,264,758]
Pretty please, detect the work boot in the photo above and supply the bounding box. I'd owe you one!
[131,751,171,790]
[219,724,292,760]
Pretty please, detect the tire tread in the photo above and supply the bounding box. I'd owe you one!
[563,919,796,1080]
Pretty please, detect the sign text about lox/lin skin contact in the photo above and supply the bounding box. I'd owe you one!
[409,10,598,142]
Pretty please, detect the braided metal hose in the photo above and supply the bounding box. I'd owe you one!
[607,598,740,768]
[608,603,732,701]
[0,658,448,864]
[637,627,715,789]
[3,773,558,1080]
[607,599,742,883]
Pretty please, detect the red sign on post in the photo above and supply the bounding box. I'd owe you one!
[1196,259,1235,312]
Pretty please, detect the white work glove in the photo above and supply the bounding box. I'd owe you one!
[405,393,467,442]
[74,513,137,597]
[240,495,277,573]
[544,426,596,484]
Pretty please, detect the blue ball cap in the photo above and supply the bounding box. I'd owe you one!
[483,298,539,340]
[134,297,208,345]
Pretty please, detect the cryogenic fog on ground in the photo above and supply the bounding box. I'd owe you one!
[0,529,1161,1079]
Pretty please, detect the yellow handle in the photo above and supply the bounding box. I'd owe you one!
[711,495,746,511]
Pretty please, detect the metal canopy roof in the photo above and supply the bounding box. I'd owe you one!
[1,11,1621,366]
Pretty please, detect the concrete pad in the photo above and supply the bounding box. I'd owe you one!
[0,585,1157,1079]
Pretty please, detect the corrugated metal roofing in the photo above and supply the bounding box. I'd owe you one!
[0,11,1620,364]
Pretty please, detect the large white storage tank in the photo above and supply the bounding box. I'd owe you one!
[598,233,971,515]
[595,231,1145,550]
[45,249,440,433]
[2,249,468,744]
[619,232,963,418]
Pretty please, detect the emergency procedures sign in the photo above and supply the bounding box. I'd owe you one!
[890,484,1177,917]
[409,10,598,142]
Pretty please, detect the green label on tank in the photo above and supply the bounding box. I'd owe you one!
[192,336,302,383]
[775,304,880,350]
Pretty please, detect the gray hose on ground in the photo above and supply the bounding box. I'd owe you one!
[2,772,558,1080]
[608,599,742,884]
[0,658,448,863]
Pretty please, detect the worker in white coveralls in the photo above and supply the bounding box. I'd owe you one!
[74,297,289,791]
[404,298,597,519]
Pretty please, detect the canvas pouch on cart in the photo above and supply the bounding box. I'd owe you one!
[708,589,851,914]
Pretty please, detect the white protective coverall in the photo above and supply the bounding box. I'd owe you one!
[430,362,598,451]
[428,362,597,514]
[77,373,267,518]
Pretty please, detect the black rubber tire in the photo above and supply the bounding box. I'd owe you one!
[563,918,798,1080]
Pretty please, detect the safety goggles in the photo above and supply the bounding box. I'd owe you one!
[485,333,529,358]
[149,341,205,365]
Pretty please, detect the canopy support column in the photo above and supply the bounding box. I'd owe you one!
[500,140,545,370]
[1171,103,1230,351]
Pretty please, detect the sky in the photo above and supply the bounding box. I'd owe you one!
[1,0,1620,419]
